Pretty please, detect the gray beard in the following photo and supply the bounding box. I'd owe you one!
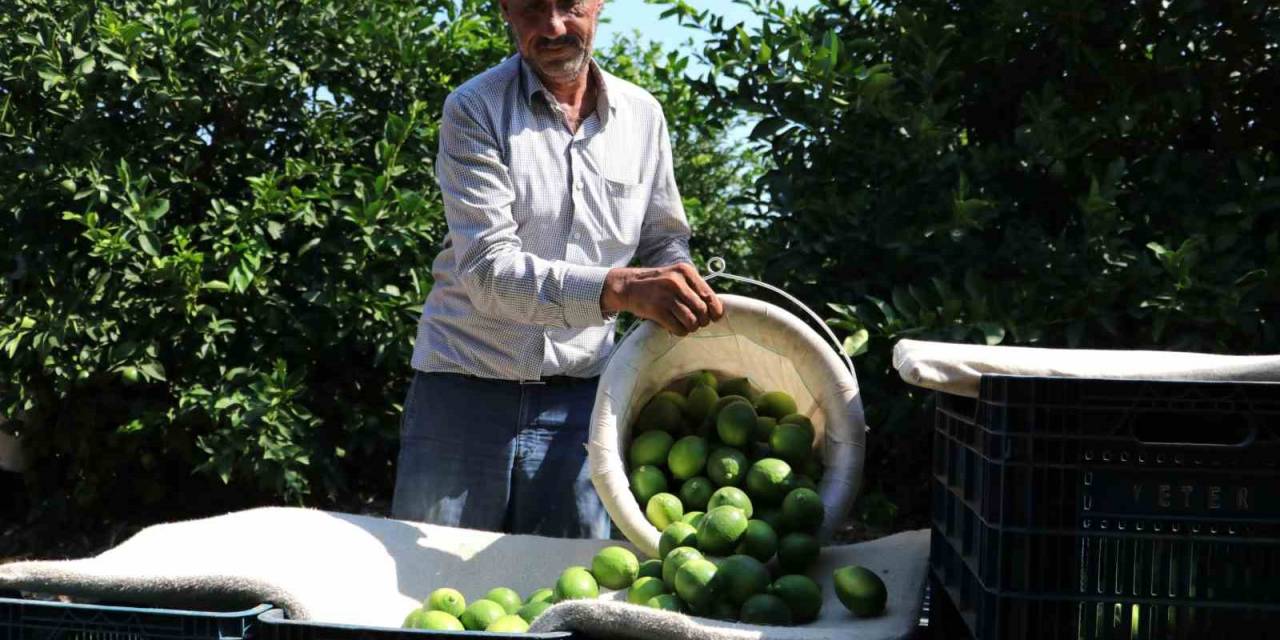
[533,48,590,83]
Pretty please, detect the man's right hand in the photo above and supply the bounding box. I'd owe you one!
[601,263,725,336]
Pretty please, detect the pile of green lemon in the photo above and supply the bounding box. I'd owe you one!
[402,371,886,632]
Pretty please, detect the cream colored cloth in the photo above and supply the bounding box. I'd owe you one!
[590,294,867,558]
[0,507,928,640]
[893,338,1280,398]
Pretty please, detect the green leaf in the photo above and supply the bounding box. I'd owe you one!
[891,286,916,322]
[757,39,772,63]
[138,232,161,256]
[864,295,898,325]
[975,322,1005,345]
[148,199,170,220]
[298,238,322,255]
[842,329,870,357]
[138,362,167,381]
[750,116,788,140]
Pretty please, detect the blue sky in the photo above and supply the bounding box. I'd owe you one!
[596,1,820,59]
[594,1,820,141]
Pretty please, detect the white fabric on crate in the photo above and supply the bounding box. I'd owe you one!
[588,294,867,558]
[0,507,930,640]
[893,338,1280,398]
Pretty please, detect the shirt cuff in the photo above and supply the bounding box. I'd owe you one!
[562,264,613,328]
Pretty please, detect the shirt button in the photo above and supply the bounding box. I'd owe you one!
[574,180,584,191]
[573,232,582,241]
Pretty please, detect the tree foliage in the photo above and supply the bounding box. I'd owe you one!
[0,0,754,544]
[657,0,1280,529]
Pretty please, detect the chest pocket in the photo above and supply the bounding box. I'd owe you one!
[598,154,648,252]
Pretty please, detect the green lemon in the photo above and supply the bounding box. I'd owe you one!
[769,422,812,464]
[402,608,426,629]
[638,558,663,580]
[674,558,721,610]
[646,593,684,612]
[745,458,794,506]
[637,393,684,432]
[424,587,466,617]
[685,384,719,425]
[702,395,751,434]
[717,377,756,400]
[739,593,793,626]
[682,511,706,528]
[717,554,772,606]
[485,614,530,633]
[736,519,779,563]
[716,401,757,448]
[687,370,719,390]
[679,476,715,511]
[833,565,888,617]
[459,599,505,631]
[554,566,599,601]
[629,465,668,506]
[667,435,709,480]
[696,505,750,555]
[525,587,555,605]
[707,447,749,487]
[592,546,640,590]
[781,487,824,533]
[484,587,522,614]
[628,576,668,605]
[517,600,552,623]
[662,546,704,591]
[769,574,823,623]
[646,492,684,530]
[777,532,820,574]
[659,521,699,559]
[779,414,815,442]
[629,430,675,468]
[707,486,754,518]
[754,391,797,420]
[417,610,465,631]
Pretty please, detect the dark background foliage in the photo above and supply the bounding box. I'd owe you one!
[3,0,1277,555]
[659,0,1279,530]
[0,0,754,556]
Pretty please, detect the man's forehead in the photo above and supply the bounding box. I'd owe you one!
[506,0,598,10]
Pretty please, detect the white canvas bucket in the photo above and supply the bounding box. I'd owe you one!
[587,264,868,558]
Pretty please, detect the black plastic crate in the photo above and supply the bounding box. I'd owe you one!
[929,375,1280,640]
[255,609,580,640]
[0,595,270,640]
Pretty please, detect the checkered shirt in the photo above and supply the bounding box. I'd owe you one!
[410,54,692,381]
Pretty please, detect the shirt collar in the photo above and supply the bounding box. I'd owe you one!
[518,53,614,127]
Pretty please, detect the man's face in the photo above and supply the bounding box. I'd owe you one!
[500,0,602,83]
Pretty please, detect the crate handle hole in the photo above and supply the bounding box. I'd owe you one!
[1133,412,1255,448]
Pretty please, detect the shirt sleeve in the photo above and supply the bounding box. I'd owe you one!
[437,91,610,329]
[633,111,694,269]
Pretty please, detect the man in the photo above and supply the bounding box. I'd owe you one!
[390,0,724,538]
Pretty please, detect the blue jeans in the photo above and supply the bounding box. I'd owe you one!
[390,371,611,539]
